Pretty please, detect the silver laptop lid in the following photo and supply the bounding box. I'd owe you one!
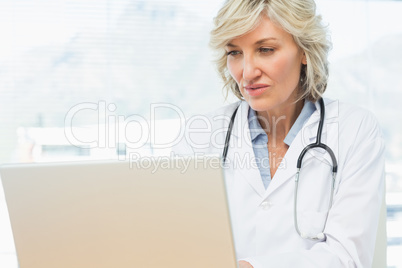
[0,157,237,268]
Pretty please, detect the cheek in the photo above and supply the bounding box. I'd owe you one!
[227,58,242,84]
[269,54,301,83]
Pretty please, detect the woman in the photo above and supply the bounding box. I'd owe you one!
[174,0,385,267]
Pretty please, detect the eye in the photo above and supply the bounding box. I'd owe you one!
[259,47,274,54]
[226,50,242,56]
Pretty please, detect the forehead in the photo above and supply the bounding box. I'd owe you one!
[227,15,293,46]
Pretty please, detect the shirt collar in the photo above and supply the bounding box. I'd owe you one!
[283,99,316,145]
[247,99,316,145]
[248,108,266,142]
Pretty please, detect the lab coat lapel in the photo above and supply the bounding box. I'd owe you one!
[227,101,266,198]
[262,99,338,199]
[262,124,317,199]
[301,99,339,167]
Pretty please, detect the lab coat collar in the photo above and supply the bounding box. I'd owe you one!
[227,99,339,199]
[262,98,339,199]
[304,98,338,135]
[227,100,266,197]
[229,100,249,140]
[230,99,338,140]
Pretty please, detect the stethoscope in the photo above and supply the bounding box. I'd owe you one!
[222,98,338,241]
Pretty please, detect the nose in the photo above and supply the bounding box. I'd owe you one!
[242,54,262,83]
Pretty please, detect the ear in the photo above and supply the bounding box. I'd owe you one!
[301,52,307,65]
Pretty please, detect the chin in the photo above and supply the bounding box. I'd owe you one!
[245,98,278,112]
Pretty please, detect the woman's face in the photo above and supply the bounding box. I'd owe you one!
[226,15,306,113]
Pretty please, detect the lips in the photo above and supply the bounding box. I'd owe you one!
[243,84,270,97]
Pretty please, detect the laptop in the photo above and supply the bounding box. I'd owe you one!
[0,157,237,268]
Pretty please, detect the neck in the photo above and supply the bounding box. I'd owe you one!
[257,99,304,142]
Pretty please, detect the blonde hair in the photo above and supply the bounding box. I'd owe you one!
[210,0,331,102]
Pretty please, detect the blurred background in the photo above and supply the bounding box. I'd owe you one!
[0,0,401,267]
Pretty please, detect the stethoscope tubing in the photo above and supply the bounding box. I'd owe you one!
[222,97,338,241]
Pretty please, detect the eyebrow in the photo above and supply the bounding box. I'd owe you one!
[226,42,238,48]
[255,37,278,45]
[226,37,278,47]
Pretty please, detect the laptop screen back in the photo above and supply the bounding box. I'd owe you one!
[0,157,237,268]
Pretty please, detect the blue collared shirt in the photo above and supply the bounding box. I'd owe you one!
[248,100,316,189]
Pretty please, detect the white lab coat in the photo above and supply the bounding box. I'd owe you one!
[173,98,385,268]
